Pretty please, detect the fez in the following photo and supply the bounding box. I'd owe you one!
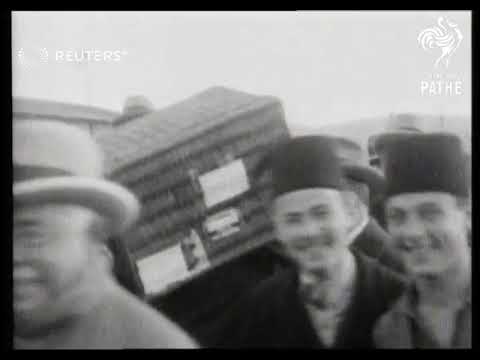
[270,136,344,196]
[382,133,468,198]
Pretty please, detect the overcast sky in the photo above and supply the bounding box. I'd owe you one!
[12,11,471,130]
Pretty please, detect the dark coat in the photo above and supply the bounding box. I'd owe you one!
[152,245,285,341]
[351,219,405,274]
[203,250,406,348]
[108,235,146,298]
[374,286,471,348]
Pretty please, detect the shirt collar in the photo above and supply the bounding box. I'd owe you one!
[394,286,417,318]
[299,250,357,311]
[299,250,356,289]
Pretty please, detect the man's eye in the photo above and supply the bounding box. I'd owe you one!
[285,216,302,225]
[419,209,443,222]
[311,210,329,219]
[386,211,405,225]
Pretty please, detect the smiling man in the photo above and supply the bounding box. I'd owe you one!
[205,136,406,348]
[373,133,471,348]
[13,120,197,349]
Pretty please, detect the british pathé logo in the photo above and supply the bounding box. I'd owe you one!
[417,17,463,69]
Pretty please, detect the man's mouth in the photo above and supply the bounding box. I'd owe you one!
[14,281,43,296]
[411,251,429,263]
[292,236,335,250]
[397,233,445,252]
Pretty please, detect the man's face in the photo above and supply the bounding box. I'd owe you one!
[385,192,469,276]
[272,188,352,273]
[13,204,95,316]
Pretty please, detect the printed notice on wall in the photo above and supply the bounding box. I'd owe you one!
[136,244,189,295]
[180,230,211,272]
[204,208,241,241]
[198,159,250,208]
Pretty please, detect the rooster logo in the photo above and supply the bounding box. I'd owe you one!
[39,48,49,63]
[16,48,30,69]
[418,17,463,68]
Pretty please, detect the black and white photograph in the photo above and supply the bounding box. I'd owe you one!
[12,10,471,349]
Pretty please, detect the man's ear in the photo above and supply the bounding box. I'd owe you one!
[88,215,111,243]
[341,191,359,223]
[269,201,284,242]
[455,196,470,220]
[98,244,114,272]
[341,191,369,242]
[456,196,471,239]
[269,206,277,224]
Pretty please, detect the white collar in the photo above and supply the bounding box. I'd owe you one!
[300,250,357,303]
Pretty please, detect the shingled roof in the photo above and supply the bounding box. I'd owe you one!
[95,86,282,174]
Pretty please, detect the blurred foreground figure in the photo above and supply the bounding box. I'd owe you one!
[373,133,471,348]
[13,120,197,349]
[205,136,406,348]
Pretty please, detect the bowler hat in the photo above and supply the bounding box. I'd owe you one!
[333,136,385,195]
[381,132,468,198]
[13,120,140,234]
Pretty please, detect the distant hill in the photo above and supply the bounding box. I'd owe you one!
[290,114,471,153]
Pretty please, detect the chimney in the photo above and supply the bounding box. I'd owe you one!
[114,95,154,126]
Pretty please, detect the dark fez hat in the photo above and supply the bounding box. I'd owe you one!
[382,133,468,198]
[270,136,344,197]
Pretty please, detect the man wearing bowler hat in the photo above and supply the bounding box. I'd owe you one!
[332,137,404,273]
[13,120,197,349]
[205,136,406,348]
[373,133,471,348]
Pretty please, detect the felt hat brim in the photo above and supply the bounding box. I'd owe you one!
[14,177,140,235]
[342,164,386,194]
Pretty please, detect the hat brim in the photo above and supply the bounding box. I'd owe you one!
[342,164,386,194]
[14,177,140,235]
[373,132,421,154]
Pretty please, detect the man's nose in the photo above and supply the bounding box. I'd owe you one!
[402,217,426,237]
[303,217,323,237]
[398,217,428,247]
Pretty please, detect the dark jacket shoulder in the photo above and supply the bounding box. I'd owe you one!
[203,267,301,347]
[352,219,405,274]
[353,250,407,310]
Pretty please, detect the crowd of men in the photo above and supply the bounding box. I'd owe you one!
[13,112,471,348]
